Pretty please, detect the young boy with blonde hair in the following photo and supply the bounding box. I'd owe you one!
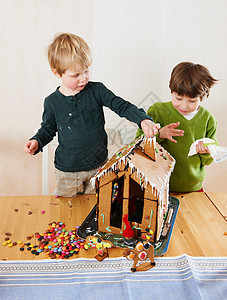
[24,33,159,197]
[136,62,218,192]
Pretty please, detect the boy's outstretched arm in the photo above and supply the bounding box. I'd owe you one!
[141,119,160,138]
[24,139,39,155]
[159,122,184,143]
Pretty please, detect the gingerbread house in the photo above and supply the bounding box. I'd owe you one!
[91,136,175,243]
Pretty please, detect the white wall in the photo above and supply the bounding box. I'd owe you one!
[0,0,93,195]
[0,0,226,195]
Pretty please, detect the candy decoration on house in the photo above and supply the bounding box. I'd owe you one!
[122,214,136,246]
[84,236,113,261]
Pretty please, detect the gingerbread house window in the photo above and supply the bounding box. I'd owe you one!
[128,178,144,224]
[110,176,124,229]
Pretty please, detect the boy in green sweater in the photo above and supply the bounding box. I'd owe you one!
[24,33,159,197]
[136,62,218,192]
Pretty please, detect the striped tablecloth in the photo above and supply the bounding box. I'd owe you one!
[0,254,226,299]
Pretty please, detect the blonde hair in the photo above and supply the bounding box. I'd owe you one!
[47,33,92,76]
[169,62,218,99]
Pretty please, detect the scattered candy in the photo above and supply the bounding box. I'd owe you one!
[41,210,45,214]
[3,222,84,260]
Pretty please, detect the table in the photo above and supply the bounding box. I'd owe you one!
[0,192,226,260]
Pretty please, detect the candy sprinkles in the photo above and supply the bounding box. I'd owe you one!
[2,222,85,259]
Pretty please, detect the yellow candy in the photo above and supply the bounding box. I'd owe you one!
[17,241,22,244]
[169,164,172,168]
[84,244,89,250]
[136,242,144,251]
[149,230,154,235]
[146,235,151,240]
[129,253,136,260]
[2,242,7,246]
[8,243,13,247]
[92,238,97,243]
[7,240,11,244]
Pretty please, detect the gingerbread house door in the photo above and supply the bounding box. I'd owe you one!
[97,170,157,239]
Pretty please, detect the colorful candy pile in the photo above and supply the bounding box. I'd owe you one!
[2,222,85,259]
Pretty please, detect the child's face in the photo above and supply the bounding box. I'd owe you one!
[54,64,90,94]
[171,92,201,115]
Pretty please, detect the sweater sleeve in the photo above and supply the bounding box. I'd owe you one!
[199,114,218,166]
[97,83,153,127]
[30,98,57,154]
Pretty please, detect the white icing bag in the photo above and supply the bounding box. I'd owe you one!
[188,138,227,162]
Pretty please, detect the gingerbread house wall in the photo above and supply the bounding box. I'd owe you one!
[97,166,159,241]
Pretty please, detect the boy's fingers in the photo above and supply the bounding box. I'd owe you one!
[155,123,161,130]
[169,137,177,143]
[173,129,184,136]
[171,122,180,128]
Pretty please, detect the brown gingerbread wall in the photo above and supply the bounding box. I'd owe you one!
[97,165,159,241]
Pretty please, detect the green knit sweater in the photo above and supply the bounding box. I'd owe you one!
[136,101,217,192]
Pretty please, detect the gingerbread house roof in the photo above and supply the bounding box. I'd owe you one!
[91,136,175,195]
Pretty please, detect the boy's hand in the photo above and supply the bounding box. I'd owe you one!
[141,119,160,138]
[196,140,210,154]
[24,139,39,155]
[159,122,184,143]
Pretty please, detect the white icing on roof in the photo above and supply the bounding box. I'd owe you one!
[91,136,175,195]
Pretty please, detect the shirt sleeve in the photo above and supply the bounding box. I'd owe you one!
[97,83,153,127]
[30,98,57,154]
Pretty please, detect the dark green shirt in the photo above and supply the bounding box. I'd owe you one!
[32,81,153,172]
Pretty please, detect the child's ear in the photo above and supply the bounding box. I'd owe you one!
[52,68,61,78]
